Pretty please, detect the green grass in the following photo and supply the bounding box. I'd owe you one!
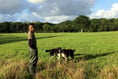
[0,31,118,79]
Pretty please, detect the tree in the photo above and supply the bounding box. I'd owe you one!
[73,15,90,32]
[43,23,54,32]
[57,20,73,32]
[1,15,118,33]
[34,22,43,32]
[89,19,100,32]
[0,22,11,33]
[97,18,107,32]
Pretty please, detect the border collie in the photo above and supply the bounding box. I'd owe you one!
[45,47,61,59]
[45,48,75,61]
[61,49,75,61]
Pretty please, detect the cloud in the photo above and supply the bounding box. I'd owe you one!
[43,16,77,24]
[30,0,96,23]
[0,0,27,14]
[0,14,18,22]
[0,12,41,22]
[31,0,95,16]
[0,0,96,23]
[89,3,118,19]
[28,0,45,4]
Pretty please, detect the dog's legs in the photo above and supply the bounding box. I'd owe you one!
[49,56,54,63]
[61,53,67,62]
[57,53,61,60]
[50,56,55,59]
[71,52,74,59]
[57,53,61,64]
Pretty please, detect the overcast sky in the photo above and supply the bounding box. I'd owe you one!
[0,0,118,23]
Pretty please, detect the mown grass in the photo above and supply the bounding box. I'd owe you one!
[0,32,118,79]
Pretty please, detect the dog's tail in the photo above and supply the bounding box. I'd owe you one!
[44,50,50,52]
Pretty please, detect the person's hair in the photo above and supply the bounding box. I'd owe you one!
[28,23,34,26]
[28,23,35,31]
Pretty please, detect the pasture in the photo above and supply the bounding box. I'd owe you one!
[0,32,118,79]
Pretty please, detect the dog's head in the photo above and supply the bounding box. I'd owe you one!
[56,47,61,53]
[69,49,76,54]
[72,49,76,52]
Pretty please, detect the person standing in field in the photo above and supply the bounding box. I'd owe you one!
[28,23,38,78]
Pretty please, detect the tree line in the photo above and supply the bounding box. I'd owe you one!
[0,15,118,33]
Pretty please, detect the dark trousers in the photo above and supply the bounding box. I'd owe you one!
[29,48,38,76]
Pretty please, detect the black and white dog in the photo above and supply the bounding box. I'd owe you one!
[61,49,75,61]
[45,47,61,59]
[45,47,75,61]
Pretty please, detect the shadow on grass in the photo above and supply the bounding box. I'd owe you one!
[39,35,62,39]
[74,51,115,61]
[0,35,27,45]
[0,35,63,45]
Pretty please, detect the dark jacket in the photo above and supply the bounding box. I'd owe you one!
[28,31,37,49]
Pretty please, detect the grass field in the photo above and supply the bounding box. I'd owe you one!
[0,32,118,79]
